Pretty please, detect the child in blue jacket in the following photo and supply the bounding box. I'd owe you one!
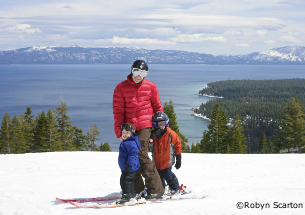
[117,123,141,204]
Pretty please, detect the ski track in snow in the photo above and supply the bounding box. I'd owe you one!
[0,152,305,215]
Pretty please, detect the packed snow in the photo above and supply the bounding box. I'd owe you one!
[1,152,305,215]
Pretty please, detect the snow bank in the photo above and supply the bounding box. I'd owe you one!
[0,152,304,215]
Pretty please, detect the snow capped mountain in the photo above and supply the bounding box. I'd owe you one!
[0,45,305,64]
[243,46,305,64]
[26,46,57,52]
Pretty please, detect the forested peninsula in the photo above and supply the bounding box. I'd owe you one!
[194,79,305,153]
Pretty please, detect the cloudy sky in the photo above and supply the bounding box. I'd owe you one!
[0,0,305,55]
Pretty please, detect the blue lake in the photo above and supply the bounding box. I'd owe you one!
[1,64,305,151]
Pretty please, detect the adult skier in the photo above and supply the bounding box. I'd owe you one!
[113,60,164,199]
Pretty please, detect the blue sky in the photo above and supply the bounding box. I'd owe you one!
[0,0,305,55]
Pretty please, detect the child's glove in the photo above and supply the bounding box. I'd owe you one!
[124,164,132,172]
[149,128,163,143]
[175,154,181,170]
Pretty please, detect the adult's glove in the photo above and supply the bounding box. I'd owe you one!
[175,154,181,170]
[124,164,132,172]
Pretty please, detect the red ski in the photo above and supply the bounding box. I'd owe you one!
[69,193,207,208]
[56,192,121,203]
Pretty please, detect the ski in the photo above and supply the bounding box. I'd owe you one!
[69,193,207,208]
[56,192,121,203]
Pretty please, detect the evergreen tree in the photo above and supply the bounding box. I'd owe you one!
[87,124,102,151]
[210,103,229,153]
[46,109,63,151]
[258,133,268,154]
[10,116,27,154]
[20,113,33,152]
[191,141,201,153]
[274,97,305,150]
[200,130,214,153]
[267,140,275,153]
[72,126,90,150]
[23,107,35,152]
[0,111,12,154]
[191,143,196,153]
[200,103,229,153]
[33,111,49,152]
[54,98,73,151]
[230,115,247,154]
[99,142,112,151]
[163,99,190,152]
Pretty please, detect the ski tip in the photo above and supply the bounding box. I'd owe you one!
[56,197,66,204]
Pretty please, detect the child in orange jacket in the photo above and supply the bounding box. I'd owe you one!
[150,111,182,195]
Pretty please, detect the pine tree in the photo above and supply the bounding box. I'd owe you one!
[200,130,214,153]
[195,141,201,153]
[99,142,112,151]
[190,141,201,153]
[258,133,268,154]
[275,97,305,150]
[267,140,275,153]
[23,107,35,152]
[87,124,102,151]
[46,109,63,151]
[0,111,12,154]
[163,99,190,152]
[10,116,28,154]
[191,143,196,153]
[54,97,73,151]
[230,115,247,154]
[72,126,90,150]
[206,103,229,153]
[33,111,49,152]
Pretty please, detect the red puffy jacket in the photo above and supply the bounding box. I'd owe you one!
[113,74,163,138]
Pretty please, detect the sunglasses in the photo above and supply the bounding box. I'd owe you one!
[120,123,135,133]
[132,68,148,78]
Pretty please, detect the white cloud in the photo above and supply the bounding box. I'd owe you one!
[0,0,304,55]
[172,34,226,43]
[203,36,227,42]
[256,30,268,36]
[264,40,276,45]
[111,36,175,45]
[6,24,42,35]
[280,35,300,43]
[236,43,250,47]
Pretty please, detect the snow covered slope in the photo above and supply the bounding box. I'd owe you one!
[0,152,304,215]
[249,46,305,63]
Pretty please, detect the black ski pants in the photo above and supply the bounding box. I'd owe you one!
[120,171,137,197]
[157,167,180,191]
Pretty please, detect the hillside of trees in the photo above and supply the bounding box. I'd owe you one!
[0,97,189,155]
[194,79,305,153]
[0,99,111,154]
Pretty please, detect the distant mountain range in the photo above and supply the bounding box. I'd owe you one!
[0,45,305,64]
